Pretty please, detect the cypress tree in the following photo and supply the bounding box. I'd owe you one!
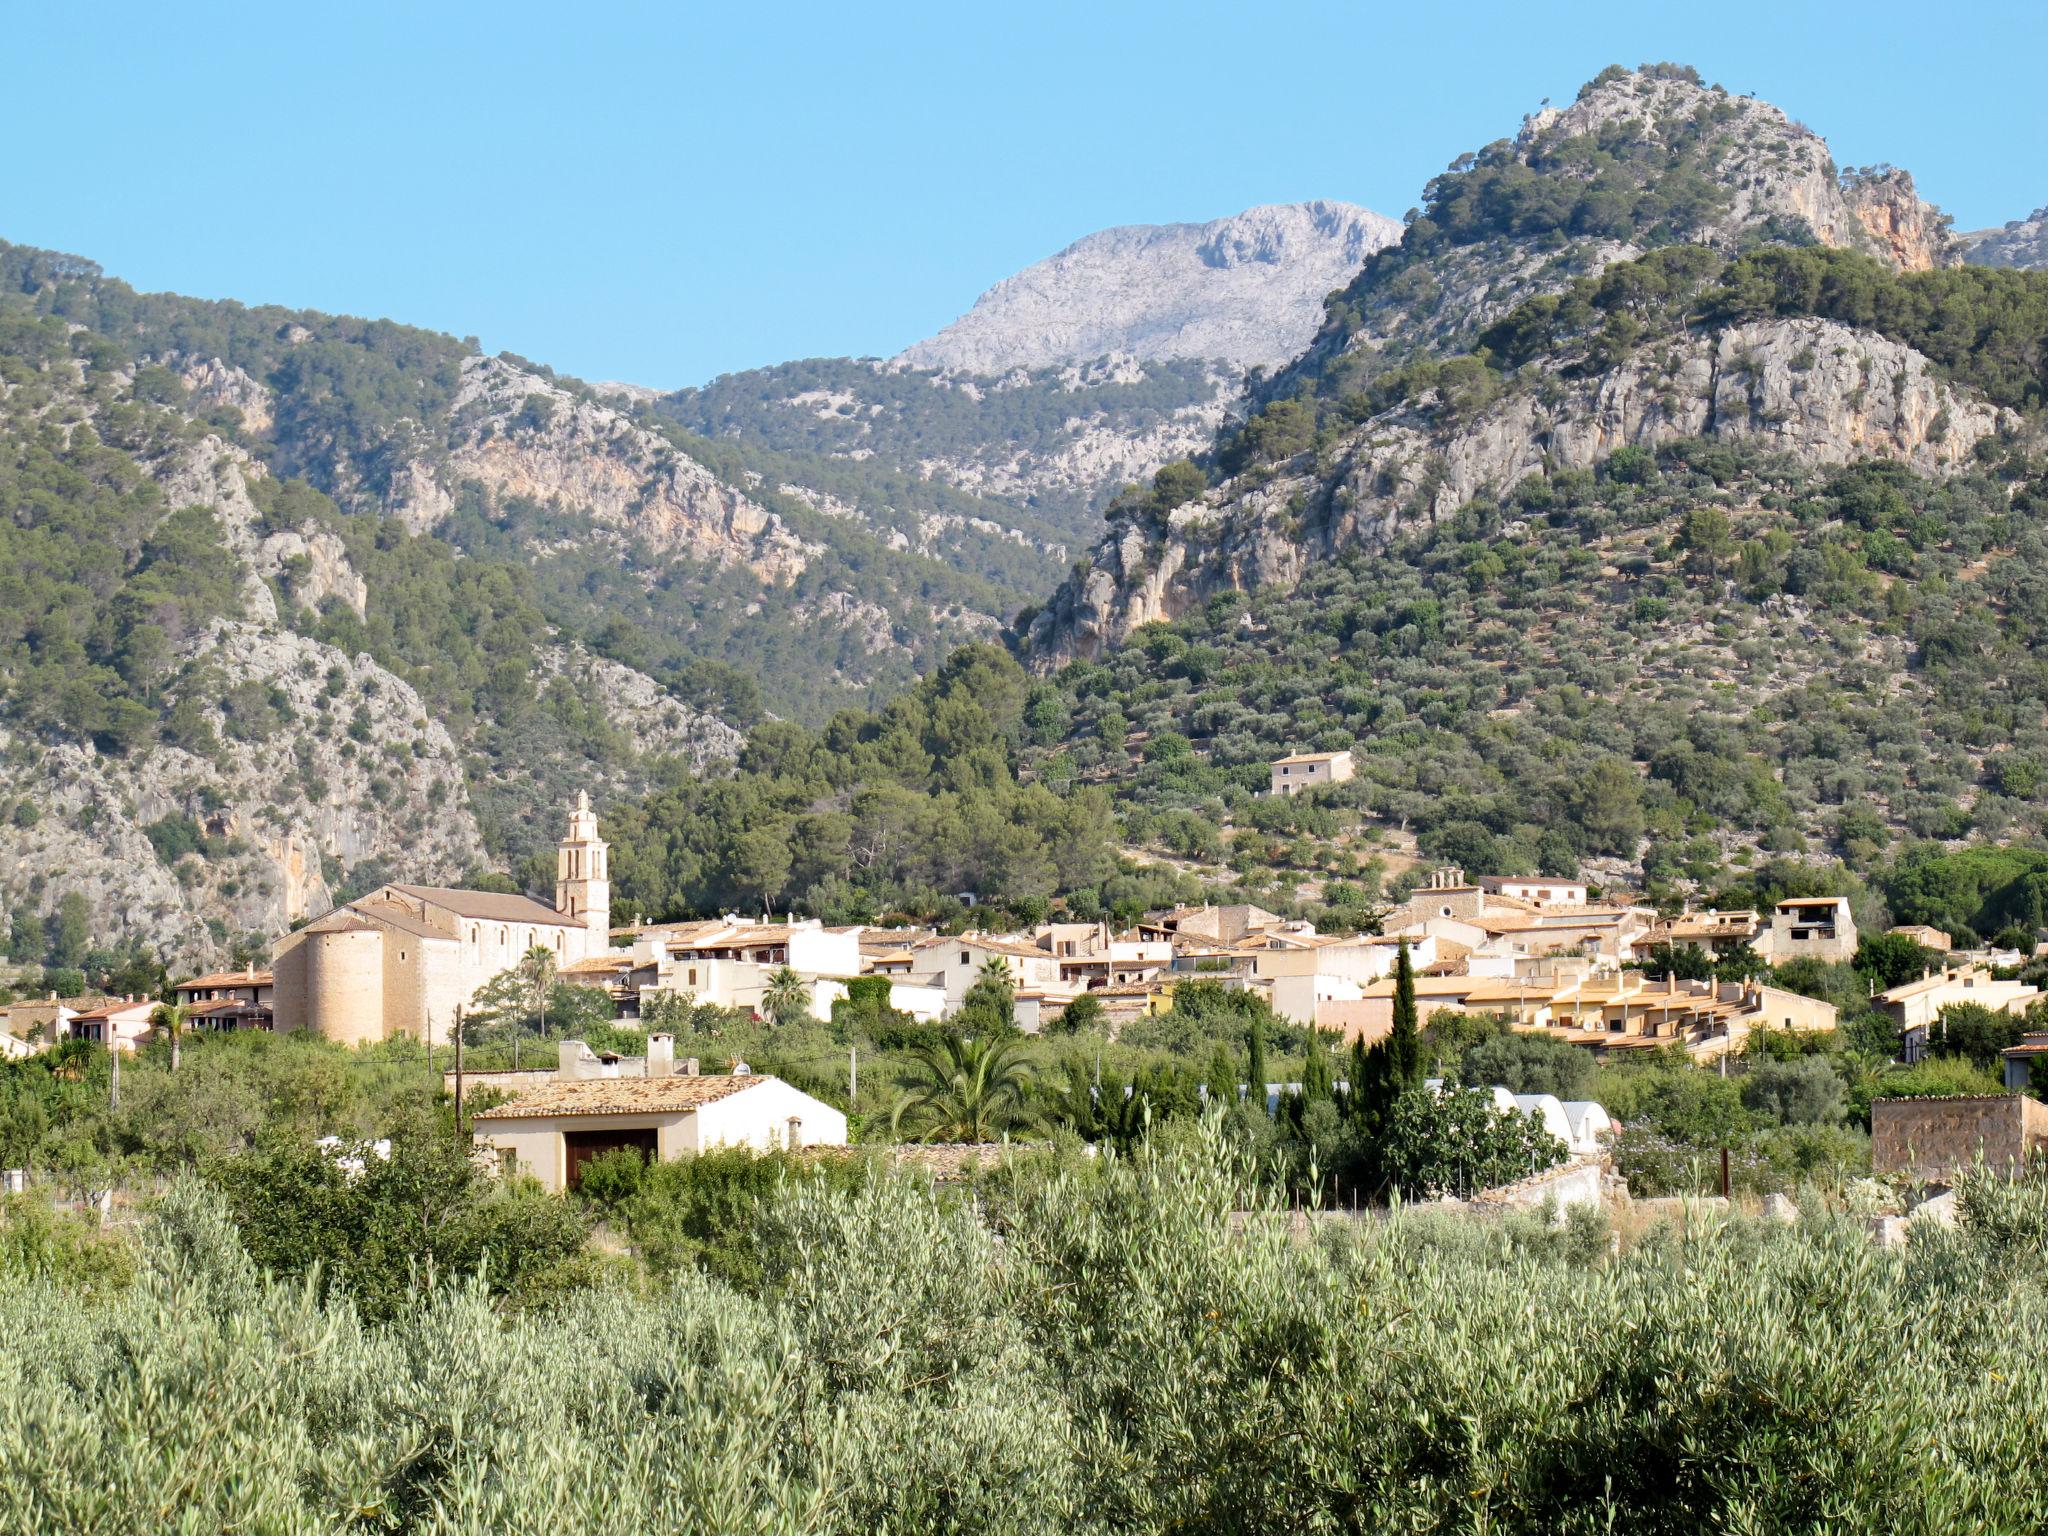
[1301,1025,1335,1103]
[1387,940,1424,1093]
[1245,1018,1269,1115]
[1204,1042,1236,1112]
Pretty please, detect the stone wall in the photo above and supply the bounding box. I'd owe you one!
[1872,1094,2048,1184]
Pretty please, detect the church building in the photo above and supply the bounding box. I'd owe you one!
[272,793,611,1046]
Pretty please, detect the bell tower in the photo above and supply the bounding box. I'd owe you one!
[556,790,610,958]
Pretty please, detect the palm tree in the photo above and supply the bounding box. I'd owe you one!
[903,1032,1036,1143]
[761,965,811,1028]
[517,945,559,1040]
[149,1001,191,1074]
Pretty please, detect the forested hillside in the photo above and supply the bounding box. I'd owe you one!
[998,65,2048,931]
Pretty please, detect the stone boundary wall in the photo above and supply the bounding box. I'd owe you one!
[1872,1094,2048,1184]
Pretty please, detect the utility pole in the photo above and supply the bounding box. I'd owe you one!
[108,1029,120,1112]
[849,1044,857,1106]
[452,1006,466,1144]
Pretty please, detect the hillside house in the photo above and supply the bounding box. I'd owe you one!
[1268,750,1354,796]
[1477,875,1588,908]
[1890,924,1953,954]
[471,1035,846,1193]
[632,918,862,1021]
[1638,909,1764,960]
[65,998,157,1053]
[1763,896,1857,964]
[1880,964,2040,1036]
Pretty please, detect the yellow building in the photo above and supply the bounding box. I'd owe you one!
[272,793,611,1046]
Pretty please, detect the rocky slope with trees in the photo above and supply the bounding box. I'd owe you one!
[1028,65,2014,663]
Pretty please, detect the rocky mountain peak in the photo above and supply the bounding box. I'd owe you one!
[1515,65,1955,271]
[896,201,1402,374]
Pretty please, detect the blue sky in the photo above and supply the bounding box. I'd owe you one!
[8,1,2042,387]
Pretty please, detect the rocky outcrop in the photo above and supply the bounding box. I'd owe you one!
[1963,207,2048,270]
[531,646,743,766]
[899,202,1402,373]
[1030,318,2014,662]
[174,356,275,434]
[397,356,814,580]
[1,622,484,963]
[1518,76,1956,271]
[154,439,367,622]
[911,357,1232,512]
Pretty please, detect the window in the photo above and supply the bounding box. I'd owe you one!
[960,953,970,966]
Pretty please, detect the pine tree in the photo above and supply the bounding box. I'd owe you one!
[1245,1018,1269,1116]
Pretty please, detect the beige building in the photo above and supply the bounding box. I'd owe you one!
[1268,750,1354,797]
[1878,964,2041,1033]
[273,794,612,1046]
[472,1035,846,1193]
[1889,924,1953,954]
[1763,896,1857,964]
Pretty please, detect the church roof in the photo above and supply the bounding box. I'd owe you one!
[390,885,571,926]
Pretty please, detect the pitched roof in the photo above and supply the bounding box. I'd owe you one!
[473,1074,770,1120]
[1272,751,1351,765]
[178,970,273,989]
[391,885,571,925]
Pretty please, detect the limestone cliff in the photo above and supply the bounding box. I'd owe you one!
[899,202,1402,373]
[1,621,485,960]
[397,356,814,580]
[1030,318,2013,662]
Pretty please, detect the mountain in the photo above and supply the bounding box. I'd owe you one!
[897,201,1403,374]
[1007,64,2048,910]
[1029,65,1974,664]
[659,203,1404,558]
[1964,207,2048,270]
[659,354,1233,550]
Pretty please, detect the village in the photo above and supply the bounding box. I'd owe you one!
[10,767,2048,1204]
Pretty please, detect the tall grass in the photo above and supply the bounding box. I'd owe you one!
[3,1131,2046,1533]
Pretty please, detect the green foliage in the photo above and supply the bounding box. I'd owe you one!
[1740,1055,1849,1126]
[1460,1030,1596,1099]
[1927,1001,2027,1070]
[204,1119,589,1321]
[899,1032,1037,1143]
[21,1129,2048,1530]
[607,645,1120,925]
[1376,1085,1567,1198]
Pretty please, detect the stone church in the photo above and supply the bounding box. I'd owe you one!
[272,794,611,1046]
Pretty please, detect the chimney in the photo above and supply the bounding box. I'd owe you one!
[682,1056,699,1076]
[648,1033,674,1077]
[558,1039,595,1080]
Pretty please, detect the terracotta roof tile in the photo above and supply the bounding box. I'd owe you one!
[473,1074,769,1120]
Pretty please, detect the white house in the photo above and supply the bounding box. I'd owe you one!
[471,1035,847,1194]
[1477,875,1588,909]
[914,936,1064,1015]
